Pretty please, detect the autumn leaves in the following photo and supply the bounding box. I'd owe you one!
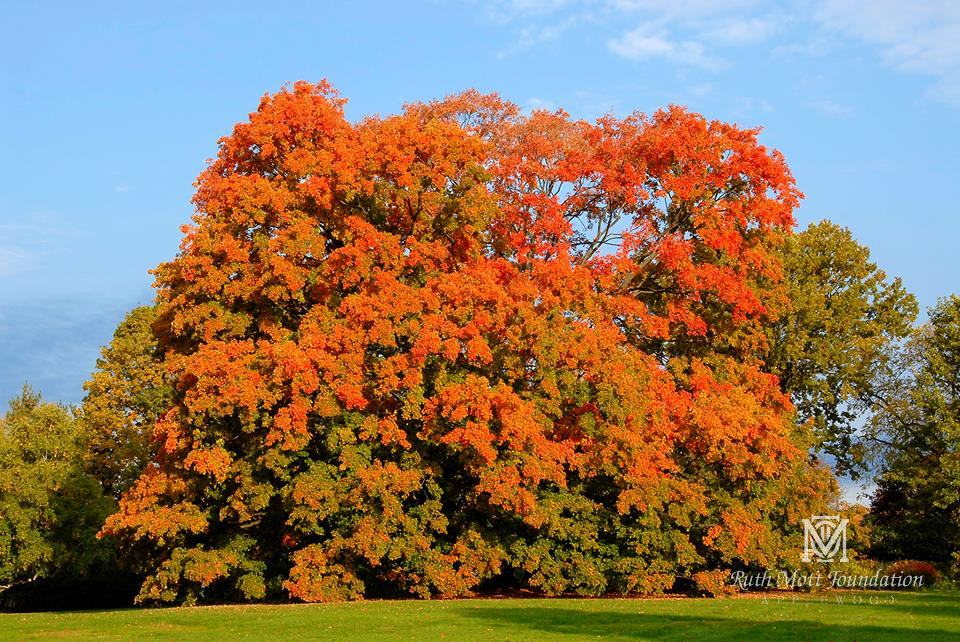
[101,82,832,603]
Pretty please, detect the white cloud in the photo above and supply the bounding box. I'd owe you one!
[705,15,783,46]
[483,0,575,23]
[481,0,960,108]
[608,0,758,18]
[608,26,724,69]
[816,0,960,105]
[524,96,559,112]
[508,0,570,10]
[604,1,782,68]
[808,98,853,117]
[772,34,833,58]
[0,212,80,277]
[689,82,713,97]
[489,0,784,73]
[0,246,35,277]
[571,89,623,115]
[730,95,774,119]
[498,15,578,57]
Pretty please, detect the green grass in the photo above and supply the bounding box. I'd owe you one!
[2,591,959,641]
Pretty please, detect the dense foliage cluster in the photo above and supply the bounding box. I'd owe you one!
[94,82,841,603]
[81,306,171,499]
[0,389,114,593]
[869,296,960,565]
[1,82,953,609]
[766,221,917,475]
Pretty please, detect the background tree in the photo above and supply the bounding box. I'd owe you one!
[101,82,836,604]
[0,387,114,592]
[765,220,917,475]
[80,305,170,498]
[869,295,960,566]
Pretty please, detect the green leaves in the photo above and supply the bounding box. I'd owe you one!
[870,296,960,566]
[99,84,837,604]
[79,306,171,498]
[0,387,114,589]
[766,221,918,475]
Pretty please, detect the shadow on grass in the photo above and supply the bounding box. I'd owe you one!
[454,605,958,641]
[876,591,960,618]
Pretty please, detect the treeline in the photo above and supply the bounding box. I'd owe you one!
[1,84,956,609]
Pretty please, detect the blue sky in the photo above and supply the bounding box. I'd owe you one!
[1,0,958,406]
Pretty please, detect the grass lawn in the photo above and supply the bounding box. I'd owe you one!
[2,591,958,641]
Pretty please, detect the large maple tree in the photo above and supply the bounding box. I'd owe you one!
[101,82,835,603]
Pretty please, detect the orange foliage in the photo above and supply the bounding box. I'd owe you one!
[101,81,833,603]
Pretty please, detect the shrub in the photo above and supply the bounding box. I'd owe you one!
[692,570,736,597]
[885,560,940,588]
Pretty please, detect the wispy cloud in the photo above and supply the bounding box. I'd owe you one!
[489,0,785,73]
[0,246,35,277]
[808,97,853,117]
[571,89,623,115]
[688,82,713,97]
[705,15,784,46]
[608,0,759,19]
[483,0,575,23]
[523,92,621,117]
[815,0,960,106]
[608,26,724,69]
[0,293,151,405]
[605,3,783,68]
[479,0,960,109]
[498,15,578,57]
[729,95,774,120]
[523,96,559,112]
[772,33,833,58]
[0,212,81,277]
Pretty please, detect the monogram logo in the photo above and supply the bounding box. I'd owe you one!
[801,515,849,563]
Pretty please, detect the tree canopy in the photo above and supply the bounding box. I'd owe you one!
[869,296,960,566]
[99,82,835,604]
[80,305,170,498]
[0,388,113,590]
[767,220,917,475]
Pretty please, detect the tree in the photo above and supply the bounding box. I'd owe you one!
[101,82,835,604]
[0,387,114,591]
[766,221,917,475]
[869,295,960,565]
[80,305,170,498]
